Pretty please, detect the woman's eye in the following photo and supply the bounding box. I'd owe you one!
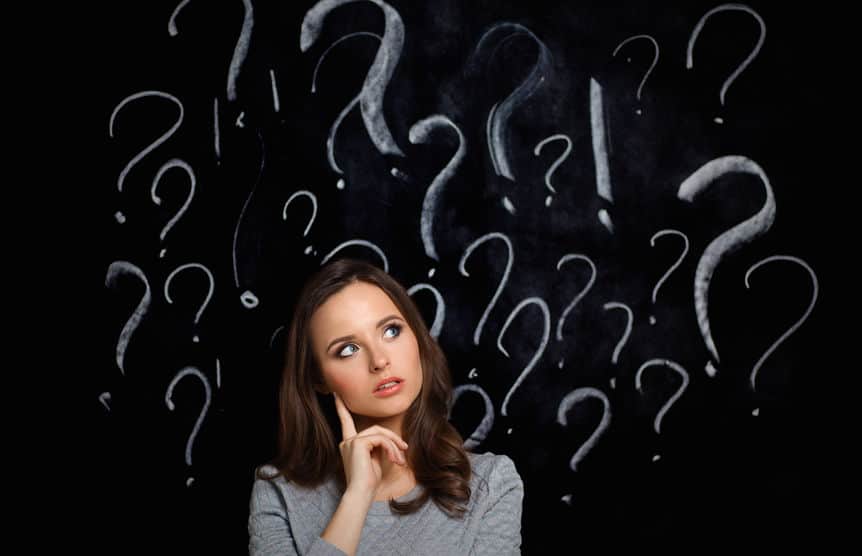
[336,324,402,358]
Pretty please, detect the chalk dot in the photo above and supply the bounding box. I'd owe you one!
[705,361,718,378]
[652,454,661,462]
[609,377,616,389]
[427,267,435,278]
[598,209,614,233]
[545,195,553,207]
[468,368,478,379]
[336,178,346,189]
[193,335,200,343]
[558,358,564,369]
[186,477,195,487]
[159,248,167,259]
[115,211,126,224]
[241,290,259,309]
[502,196,516,214]
[636,108,642,115]
[714,116,724,124]
[649,315,656,325]
[507,428,513,435]
[304,245,313,255]
[752,408,760,416]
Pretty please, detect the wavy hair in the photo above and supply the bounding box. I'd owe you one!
[255,257,472,517]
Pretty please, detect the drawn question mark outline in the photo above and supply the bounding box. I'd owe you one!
[164,263,215,343]
[449,384,495,451]
[677,155,775,376]
[744,255,818,392]
[231,129,265,309]
[635,358,690,435]
[408,114,467,262]
[602,302,633,366]
[649,229,689,324]
[612,34,659,114]
[407,283,446,339]
[469,22,552,182]
[497,296,551,417]
[686,3,766,118]
[165,366,213,478]
[310,31,382,179]
[534,134,572,206]
[320,239,389,272]
[301,0,406,157]
[557,386,612,472]
[151,158,196,257]
[109,91,184,217]
[169,0,253,104]
[105,261,152,376]
[458,232,514,346]
[283,189,319,255]
[555,254,597,342]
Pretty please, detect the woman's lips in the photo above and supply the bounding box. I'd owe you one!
[373,380,404,397]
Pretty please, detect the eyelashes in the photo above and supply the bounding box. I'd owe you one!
[337,323,402,358]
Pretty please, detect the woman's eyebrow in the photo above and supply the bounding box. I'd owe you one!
[326,314,402,351]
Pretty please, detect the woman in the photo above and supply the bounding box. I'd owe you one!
[248,258,524,555]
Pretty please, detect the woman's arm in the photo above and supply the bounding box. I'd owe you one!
[471,455,525,555]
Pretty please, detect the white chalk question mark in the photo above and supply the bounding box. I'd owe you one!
[497,296,551,417]
[151,158,196,259]
[448,384,495,451]
[557,387,612,473]
[677,155,775,378]
[165,366,212,486]
[612,34,659,115]
[105,261,152,376]
[164,263,215,343]
[648,229,689,325]
[555,253,596,369]
[686,3,765,123]
[459,232,514,346]
[282,190,318,256]
[534,134,572,207]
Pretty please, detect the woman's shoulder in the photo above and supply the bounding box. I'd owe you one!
[466,451,522,491]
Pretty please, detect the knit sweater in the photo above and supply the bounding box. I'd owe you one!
[248,451,524,555]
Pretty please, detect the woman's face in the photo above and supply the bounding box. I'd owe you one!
[309,281,423,435]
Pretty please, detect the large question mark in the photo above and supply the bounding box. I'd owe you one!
[448,384,495,451]
[557,387,611,473]
[408,115,467,264]
[310,31,382,187]
[635,358,690,435]
[468,22,552,184]
[612,34,659,115]
[301,0,406,158]
[589,77,614,233]
[497,296,551,417]
[105,261,152,376]
[165,366,212,486]
[407,283,446,340]
[677,155,775,377]
[686,3,766,123]
[320,239,389,272]
[151,159,196,259]
[168,0,253,104]
[534,134,572,207]
[109,91,184,224]
[744,255,818,393]
[164,263,215,343]
[648,229,689,325]
[458,232,514,346]
[555,254,596,369]
[283,190,319,256]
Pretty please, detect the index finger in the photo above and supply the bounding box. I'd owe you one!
[332,392,357,440]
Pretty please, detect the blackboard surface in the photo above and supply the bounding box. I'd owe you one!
[65,0,837,552]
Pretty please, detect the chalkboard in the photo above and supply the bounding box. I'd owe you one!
[75,0,834,552]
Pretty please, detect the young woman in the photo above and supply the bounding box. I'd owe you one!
[248,258,524,555]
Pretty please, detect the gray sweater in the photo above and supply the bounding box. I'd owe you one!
[248,451,524,555]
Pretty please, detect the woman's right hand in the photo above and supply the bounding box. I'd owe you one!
[333,392,409,498]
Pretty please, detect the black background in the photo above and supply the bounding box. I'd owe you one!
[55,0,840,552]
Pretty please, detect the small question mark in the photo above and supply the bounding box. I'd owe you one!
[105,261,152,376]
[557,387,612,473]
[283,190,318,256]
[648,229,689,325]
[165,366,212,486]
[168,0,253,104]
[468,22,552,184]
[497,296,551,417]
[164,263,215,343]
[602,302,633,379]
[635,358,690,436]
[555,254,596,369]
[743,255,818,394]
[109,91,184,224]
[589,78,614,233]
[459,232,514,346]
[408,114,467,263]
[612,34,659,115]
[301,0,406,158]
[151,159,196,259]
[686,3,766,123]
[407,283,446,339]
[310,31,382,186]
[448,384,495,451]
[677,155,775,378]
[534,134,572,207]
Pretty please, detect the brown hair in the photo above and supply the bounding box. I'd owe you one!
[255,257,473,517]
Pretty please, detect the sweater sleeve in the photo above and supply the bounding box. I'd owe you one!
[471,455,525,555]
[248,476,347,556]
